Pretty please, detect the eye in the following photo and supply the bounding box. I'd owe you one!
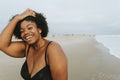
[20,29,24,33]
[27,24,34,30]
[28,26,33,30]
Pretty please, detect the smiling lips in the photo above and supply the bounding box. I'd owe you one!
[24,35,33,41]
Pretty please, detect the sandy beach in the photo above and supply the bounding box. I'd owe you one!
[0,35,120,80]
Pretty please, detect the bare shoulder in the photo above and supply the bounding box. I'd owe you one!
[47,41,68,80]
[48,41,62,49]
[47,41,65,57]
[47,41,67,65]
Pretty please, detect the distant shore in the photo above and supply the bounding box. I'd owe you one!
[0,35,120,80]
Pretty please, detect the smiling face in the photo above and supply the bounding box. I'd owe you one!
[20,20,41,45]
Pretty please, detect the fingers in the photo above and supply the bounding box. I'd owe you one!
[15,8,36,21]
[25,8,36,17]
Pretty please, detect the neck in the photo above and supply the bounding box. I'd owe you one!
[32,38,46,50]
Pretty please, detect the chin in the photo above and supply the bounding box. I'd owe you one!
[26,40,35,45]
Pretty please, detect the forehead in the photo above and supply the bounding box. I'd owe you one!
[20,20,36,28]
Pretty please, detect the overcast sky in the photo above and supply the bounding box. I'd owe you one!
[0,0,120,35]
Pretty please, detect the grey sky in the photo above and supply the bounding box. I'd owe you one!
[0,0,120,34]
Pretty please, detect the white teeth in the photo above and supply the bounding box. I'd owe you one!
[25,36,33,41]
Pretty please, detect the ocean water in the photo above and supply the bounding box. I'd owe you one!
[0,34,120,80]
[95,35,120,59]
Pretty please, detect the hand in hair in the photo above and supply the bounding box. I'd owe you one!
[15,8,36,21]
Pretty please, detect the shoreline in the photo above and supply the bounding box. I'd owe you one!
[0,35,120,80]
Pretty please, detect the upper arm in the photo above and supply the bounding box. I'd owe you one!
[0,41,26,58]
[47,42,68,80]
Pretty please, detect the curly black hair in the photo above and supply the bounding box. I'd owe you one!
[11,12,49,39]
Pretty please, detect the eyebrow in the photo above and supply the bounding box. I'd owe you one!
[20,22,35,29]
[27,24,33,27]
[27,21,35,26]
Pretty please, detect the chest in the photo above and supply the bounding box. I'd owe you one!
[26,48,47,77]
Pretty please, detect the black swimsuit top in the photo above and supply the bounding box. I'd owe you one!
[21,41,53,80]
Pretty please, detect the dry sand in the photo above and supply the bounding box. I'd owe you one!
[0,35,120,80]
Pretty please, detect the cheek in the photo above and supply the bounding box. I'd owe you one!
[20,33,24,39]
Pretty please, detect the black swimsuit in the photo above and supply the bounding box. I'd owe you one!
[21,41,53,80]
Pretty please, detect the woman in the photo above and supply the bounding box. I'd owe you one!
[0,9,68,80]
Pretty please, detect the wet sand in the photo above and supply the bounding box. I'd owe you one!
[0,35,120,80]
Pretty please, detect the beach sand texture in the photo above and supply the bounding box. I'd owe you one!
[0,35,120,80]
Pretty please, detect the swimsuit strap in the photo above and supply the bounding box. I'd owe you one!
[26,41,52,65]
[45,41,53,65]
[26,45,30,57]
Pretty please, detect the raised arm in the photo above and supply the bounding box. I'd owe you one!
[0,9,35,58]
